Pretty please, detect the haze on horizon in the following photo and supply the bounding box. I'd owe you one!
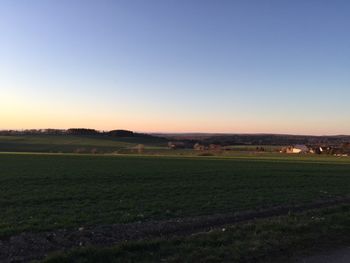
[1,0,350,136]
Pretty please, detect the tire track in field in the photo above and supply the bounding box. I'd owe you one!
[1,196,350,263]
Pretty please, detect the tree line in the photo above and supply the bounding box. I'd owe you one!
[0,129,153,138]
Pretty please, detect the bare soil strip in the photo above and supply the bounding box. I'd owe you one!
[295,247,350,263]
[1,196,350,263]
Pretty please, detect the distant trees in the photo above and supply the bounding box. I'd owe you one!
[0,128,168,143]
[255,146,265,152]
[341,143,350,154]
[108,130,134,137]
[0,129,66,136]
[67,128,99,136]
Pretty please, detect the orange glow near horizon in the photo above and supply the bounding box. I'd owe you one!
[1,85,349,136]
[1,111,348,136]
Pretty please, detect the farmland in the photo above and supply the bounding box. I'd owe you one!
[43,205,350,263]
[0,135,168,153]
[1,150,350,262]
[1,153,350,237]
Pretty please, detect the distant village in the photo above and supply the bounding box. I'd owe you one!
[168,141,350,156]
[1,129,349,156]
[164,133,350,156]
[280,144,350,156]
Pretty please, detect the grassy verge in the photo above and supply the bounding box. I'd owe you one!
[42,205,350,263]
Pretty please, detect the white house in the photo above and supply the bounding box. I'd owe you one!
[285,145,309,154]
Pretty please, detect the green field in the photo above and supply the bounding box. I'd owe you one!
[0,135,167,153]
[1,153,349,238]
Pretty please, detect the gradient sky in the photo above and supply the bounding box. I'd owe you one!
[1,0,350,134]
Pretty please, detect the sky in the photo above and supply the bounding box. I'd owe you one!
[1,0,350,135]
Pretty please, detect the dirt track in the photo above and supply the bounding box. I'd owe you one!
[295,247,350,263]
[1,196,350,263]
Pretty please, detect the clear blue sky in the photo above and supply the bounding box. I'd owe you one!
[1,0,350,134]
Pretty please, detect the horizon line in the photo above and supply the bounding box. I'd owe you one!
[0,128,349,137]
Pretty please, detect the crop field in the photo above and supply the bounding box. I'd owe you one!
[0,135,168,153]
[1,152,349,239]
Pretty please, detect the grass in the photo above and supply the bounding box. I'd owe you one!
[42,205,350,263]
[0,135,167,153]
[0,153,349,237]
